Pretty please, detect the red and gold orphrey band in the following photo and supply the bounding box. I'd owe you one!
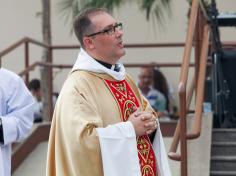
[104,79,157,176]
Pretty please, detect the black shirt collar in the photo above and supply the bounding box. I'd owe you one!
[94,59,120,72]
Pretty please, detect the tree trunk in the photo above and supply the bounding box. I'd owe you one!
[41,0,53,121]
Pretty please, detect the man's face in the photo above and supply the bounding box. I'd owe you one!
[85,12,125,64]
[138,68,153,89]
[31,89,42,101]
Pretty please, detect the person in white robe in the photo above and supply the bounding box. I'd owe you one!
[0,68,35,176]
[46,8,171,176]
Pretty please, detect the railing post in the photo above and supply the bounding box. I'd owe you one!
[24,41,29,85]
[195,8,205,100]
[194,9,200,98]
[48,47,53,120]
[179,91,188,176]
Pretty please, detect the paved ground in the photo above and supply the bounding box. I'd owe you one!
[13,139,180,176]
[13,142,48,176]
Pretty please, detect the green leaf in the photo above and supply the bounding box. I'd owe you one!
[57,0,172,30]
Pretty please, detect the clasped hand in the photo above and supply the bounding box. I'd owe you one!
[128,110,158,137]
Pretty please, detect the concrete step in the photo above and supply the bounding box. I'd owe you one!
[211,156,236,171]
[212,129,236,142]
[210,171,236,176]
[217,12,236,27]
[212,142,236,156]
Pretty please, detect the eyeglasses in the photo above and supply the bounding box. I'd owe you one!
[86,23,123,37]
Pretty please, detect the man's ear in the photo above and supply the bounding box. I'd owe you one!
[83,37,95,50]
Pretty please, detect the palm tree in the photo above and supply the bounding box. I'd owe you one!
[41,0,52,120]
[58,0,172,27]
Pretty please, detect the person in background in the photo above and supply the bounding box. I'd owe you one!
[0,67,35,176]
[46,8,171,176]
[28,79,58,122]
[138,66,167,115]
[153,67,177,118]
[28,79,43,122]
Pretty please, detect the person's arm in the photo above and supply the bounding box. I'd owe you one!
[96,104,158,176]
[141,94,171,176]
[0,77,35,145]
[96,121,141,176]
[0,118,4,144]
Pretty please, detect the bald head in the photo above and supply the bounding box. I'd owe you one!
[138,67,154,91]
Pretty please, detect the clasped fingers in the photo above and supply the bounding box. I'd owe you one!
[144,117,158,135]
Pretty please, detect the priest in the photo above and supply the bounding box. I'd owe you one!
[46,7,171,176]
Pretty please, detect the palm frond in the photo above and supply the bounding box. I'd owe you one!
[58,0,123,22]
[57,0,172,31]
[57,0,76,24]
[139,0,172,23]
[83,0,123,13]
[139,0,155,20]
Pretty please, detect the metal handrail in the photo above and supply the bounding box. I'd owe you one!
[168,0,199,156]
[170,26,210,158]
[51,42,186,50]
[50,42,236,50]
[27,37,49,48]
[168,0,200,175]
[19,61,192,77]
[187,25,210,139]
[0,37,235,60]
[168,0,211,175]
[0,38,27,57]
[0,37,48,58]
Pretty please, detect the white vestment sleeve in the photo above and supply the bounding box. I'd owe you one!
[153,120,172,176]
[1,76,35,145]
[0,150,3,176]
[96,121,141,176]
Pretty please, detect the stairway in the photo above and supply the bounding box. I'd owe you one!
[217,12,236,27]
[210,129,236,176]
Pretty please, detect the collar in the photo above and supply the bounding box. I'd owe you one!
[72,48,126,81]
[94,59,119,72]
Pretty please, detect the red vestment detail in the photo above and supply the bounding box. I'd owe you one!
[104,79,157,176]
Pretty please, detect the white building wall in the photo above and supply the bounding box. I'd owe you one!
[1,0,236,100]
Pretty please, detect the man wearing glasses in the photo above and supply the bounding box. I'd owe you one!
[46,8,171,176]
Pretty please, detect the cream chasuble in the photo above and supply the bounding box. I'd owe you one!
[46,48,171,176]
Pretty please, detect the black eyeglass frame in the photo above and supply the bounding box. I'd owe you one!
[86,23,123,37]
